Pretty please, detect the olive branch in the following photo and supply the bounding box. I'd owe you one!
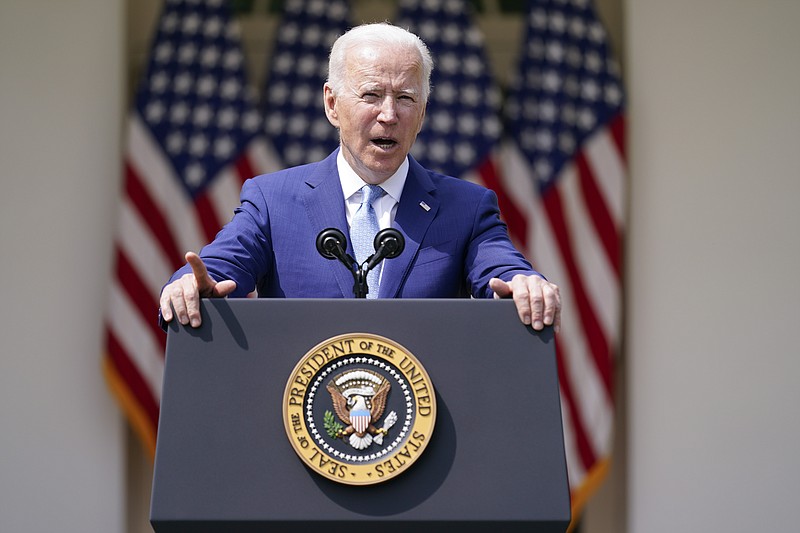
[324,410,343,438]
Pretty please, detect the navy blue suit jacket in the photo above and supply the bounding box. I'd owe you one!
[168,151,537,299]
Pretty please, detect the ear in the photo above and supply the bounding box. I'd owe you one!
[323,83,339,128]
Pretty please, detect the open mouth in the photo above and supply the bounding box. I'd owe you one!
[371,138,398,149]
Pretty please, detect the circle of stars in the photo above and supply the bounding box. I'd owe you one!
[305,356,413,464]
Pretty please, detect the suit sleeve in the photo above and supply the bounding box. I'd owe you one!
[165,178,273,298]
[464,188,543,298]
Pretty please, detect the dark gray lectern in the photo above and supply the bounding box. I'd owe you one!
[151,299,570,532]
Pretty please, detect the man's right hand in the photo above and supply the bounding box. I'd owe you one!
[159,252,237,328]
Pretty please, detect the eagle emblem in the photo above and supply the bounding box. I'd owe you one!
[326,369,398,450]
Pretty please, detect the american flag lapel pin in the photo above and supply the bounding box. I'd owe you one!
[419,201,430,212]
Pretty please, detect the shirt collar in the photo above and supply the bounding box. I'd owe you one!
[337,150,408,205]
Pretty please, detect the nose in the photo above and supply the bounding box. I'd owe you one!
[377,96,398,124]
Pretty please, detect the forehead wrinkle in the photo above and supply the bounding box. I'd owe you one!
[343,45,424,94]
[355,80,422,98]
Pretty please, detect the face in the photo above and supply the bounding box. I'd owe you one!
[324,44,427,184]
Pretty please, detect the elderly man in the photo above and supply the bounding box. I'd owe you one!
[160,23,560,331]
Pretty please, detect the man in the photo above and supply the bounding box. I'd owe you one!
[160,23,560,331]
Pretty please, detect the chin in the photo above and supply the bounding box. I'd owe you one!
[363,156,400,173]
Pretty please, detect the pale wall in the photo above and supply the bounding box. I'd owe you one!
[625,1,800,531]
[0,1,126,532]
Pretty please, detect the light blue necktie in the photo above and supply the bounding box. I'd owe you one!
[350,184,385,299]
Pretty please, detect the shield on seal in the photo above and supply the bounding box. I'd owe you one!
[350,406,371,434]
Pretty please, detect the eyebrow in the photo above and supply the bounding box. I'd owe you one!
[359,84,420,97]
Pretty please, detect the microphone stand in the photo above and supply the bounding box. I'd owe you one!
[353,266,369,299]
[316,228,405,299]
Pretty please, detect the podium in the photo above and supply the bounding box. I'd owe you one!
[151,299,570,532]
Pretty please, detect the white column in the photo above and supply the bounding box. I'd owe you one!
[0,1,125,531]
[625,1,800,531]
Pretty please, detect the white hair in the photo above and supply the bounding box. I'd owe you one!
[327,23,434,102]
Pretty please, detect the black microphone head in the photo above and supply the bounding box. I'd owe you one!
[373,228,405,259]
[316,228,347,260]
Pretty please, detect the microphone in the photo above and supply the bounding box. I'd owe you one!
[316,228,352,266]
[365,228,405,271]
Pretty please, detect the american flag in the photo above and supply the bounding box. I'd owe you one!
[502,0,626,518]
[262,0,350,166]
[102,0,278,455]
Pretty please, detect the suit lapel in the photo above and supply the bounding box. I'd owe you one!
[379,158,439,298]
[302,150,354,298]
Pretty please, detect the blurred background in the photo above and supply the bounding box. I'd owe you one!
[1,1,798,532]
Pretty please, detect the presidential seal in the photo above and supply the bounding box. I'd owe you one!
[282,333,436,485]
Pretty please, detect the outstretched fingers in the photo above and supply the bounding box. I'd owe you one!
[160,252,237,328]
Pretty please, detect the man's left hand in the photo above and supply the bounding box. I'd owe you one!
[489,275,561,332]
